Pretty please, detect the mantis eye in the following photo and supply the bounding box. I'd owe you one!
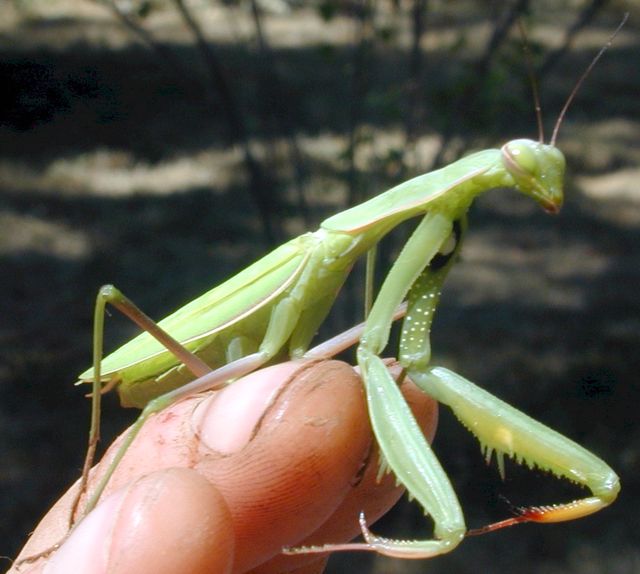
[506,142,538,174]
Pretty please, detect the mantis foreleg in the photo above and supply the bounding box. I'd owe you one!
[411,367,620,529]
[357,208,618,556]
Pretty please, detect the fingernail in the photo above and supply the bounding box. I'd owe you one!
[191,362,304,454]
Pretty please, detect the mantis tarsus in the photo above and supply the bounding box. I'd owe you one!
[41,16,626,562]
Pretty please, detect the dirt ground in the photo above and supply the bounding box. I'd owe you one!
[1,1,639,572]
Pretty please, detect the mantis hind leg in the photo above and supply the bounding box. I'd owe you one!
[81,288,317,518]
[15,285,218,567]
[74,285,215,525]
[410,366,620,531]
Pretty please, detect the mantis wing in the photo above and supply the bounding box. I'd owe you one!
[78,233,316,381]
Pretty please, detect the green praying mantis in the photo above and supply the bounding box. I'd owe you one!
[52,18,625,563]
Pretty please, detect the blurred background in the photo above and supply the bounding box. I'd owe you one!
[1,0,638,572]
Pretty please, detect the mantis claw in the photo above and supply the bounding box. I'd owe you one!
[352,511,465,559]
[282,511,465,560]
[282,513,376,556]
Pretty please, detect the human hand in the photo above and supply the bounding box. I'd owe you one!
[11,359,437,574]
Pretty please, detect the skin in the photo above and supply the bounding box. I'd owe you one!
[10,359,437,574]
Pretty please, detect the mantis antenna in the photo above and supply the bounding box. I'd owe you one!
[550,12,629,146]
[517,18,545,143]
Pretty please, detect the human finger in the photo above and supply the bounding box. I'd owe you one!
[250,362,438,574]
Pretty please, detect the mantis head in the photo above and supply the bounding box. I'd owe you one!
[499,15,626,216]
[501,139,565,214]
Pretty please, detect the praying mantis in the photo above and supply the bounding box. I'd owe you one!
[27,16,625,565]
